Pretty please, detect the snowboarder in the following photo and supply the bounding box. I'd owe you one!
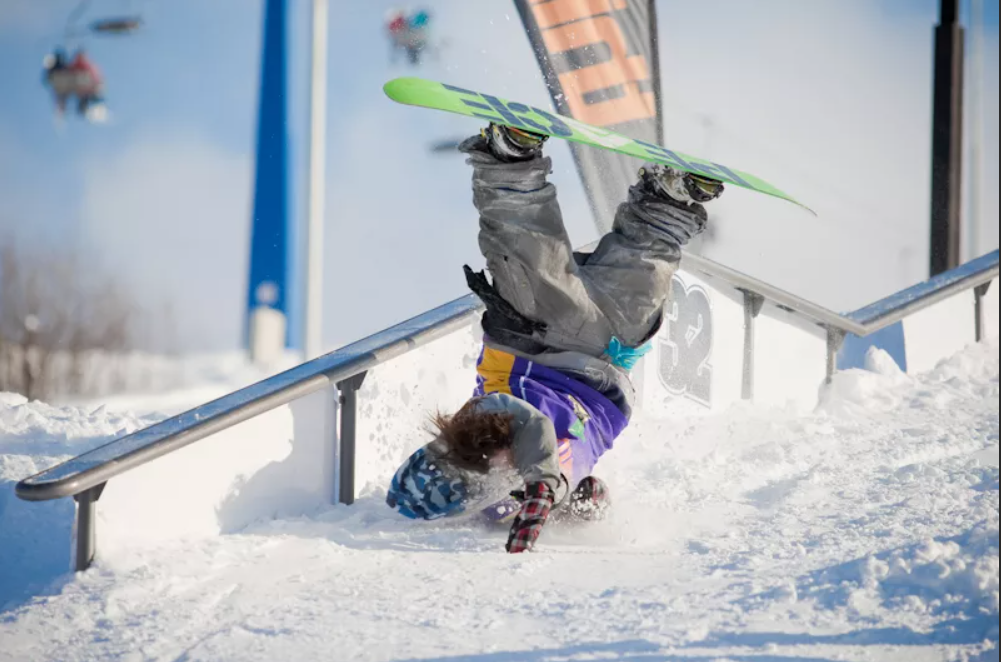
[386,123,724,553]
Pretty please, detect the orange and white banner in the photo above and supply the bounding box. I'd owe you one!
[514,0,663,231]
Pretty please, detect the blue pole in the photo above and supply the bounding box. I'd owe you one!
[246,0,295,352]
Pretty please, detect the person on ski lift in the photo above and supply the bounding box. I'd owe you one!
[385,8,430,65]
[386,123,724,553]
[42,48,74,117]
[69,48,107,121]
[385,9,409,62]
[386,9,406,42]
[43,47,107,121]
[404,9,430,65]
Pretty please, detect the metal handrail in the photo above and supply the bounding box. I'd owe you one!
[15,249,999,504]
[15,295,483,502]
[682,250,999,336]
[681,251,867,334]
[847,250,998,331]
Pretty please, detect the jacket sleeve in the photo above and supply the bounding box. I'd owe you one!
[474,393,561,492]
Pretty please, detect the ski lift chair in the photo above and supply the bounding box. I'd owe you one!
[89,17,143,35]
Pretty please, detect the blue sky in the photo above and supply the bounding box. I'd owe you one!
[1,0,998,352]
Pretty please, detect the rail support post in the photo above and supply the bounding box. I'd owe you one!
[826,327,847,386]
[73,482,106,572]
[319,378,339,506]
[741,290,766,401]
[974,282,991,343]
[336,372,367,506]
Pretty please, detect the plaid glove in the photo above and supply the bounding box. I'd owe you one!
[505,482,555,554]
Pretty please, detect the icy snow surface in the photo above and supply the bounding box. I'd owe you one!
[0,340,998,662]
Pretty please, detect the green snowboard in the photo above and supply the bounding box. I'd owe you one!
[384,76,813,214]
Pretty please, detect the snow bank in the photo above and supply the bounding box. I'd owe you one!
[803,522,999,620]
[0,384,328,609]
[0,396,153,609]
[96,402,304,548]
[0,326,483,610]
[821,340,998,417]
[0,336,996,661]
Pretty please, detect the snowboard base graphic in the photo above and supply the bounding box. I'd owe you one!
[384,77,814,214]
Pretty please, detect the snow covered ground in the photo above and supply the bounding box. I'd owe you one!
[0,339,997,662]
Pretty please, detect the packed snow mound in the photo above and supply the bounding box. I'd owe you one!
[0,397,158,611]
[801,522,999,619]
[0,339,997,662]
[0,393,27,407]
[0,395,157,496]
[0,397,154,456]
[821,340,998,417]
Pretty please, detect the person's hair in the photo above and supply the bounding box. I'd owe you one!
[427,398,513,474]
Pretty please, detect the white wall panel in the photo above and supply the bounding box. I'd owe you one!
[902,290,977,374]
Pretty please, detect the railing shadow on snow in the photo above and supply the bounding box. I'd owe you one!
[14,249,999,571]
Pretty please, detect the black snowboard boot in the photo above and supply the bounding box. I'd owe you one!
[566,475,611,521]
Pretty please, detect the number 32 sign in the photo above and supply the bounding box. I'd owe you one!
[657,275,713,407]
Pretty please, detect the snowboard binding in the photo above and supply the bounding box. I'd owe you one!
[639,164,725,205]
[482,123,548,162]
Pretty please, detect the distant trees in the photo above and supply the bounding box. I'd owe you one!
[0,238,137,401]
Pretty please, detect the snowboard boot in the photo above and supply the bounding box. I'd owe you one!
[566,475,611,522]
[637,164,724,205]
[482,123,548,162]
